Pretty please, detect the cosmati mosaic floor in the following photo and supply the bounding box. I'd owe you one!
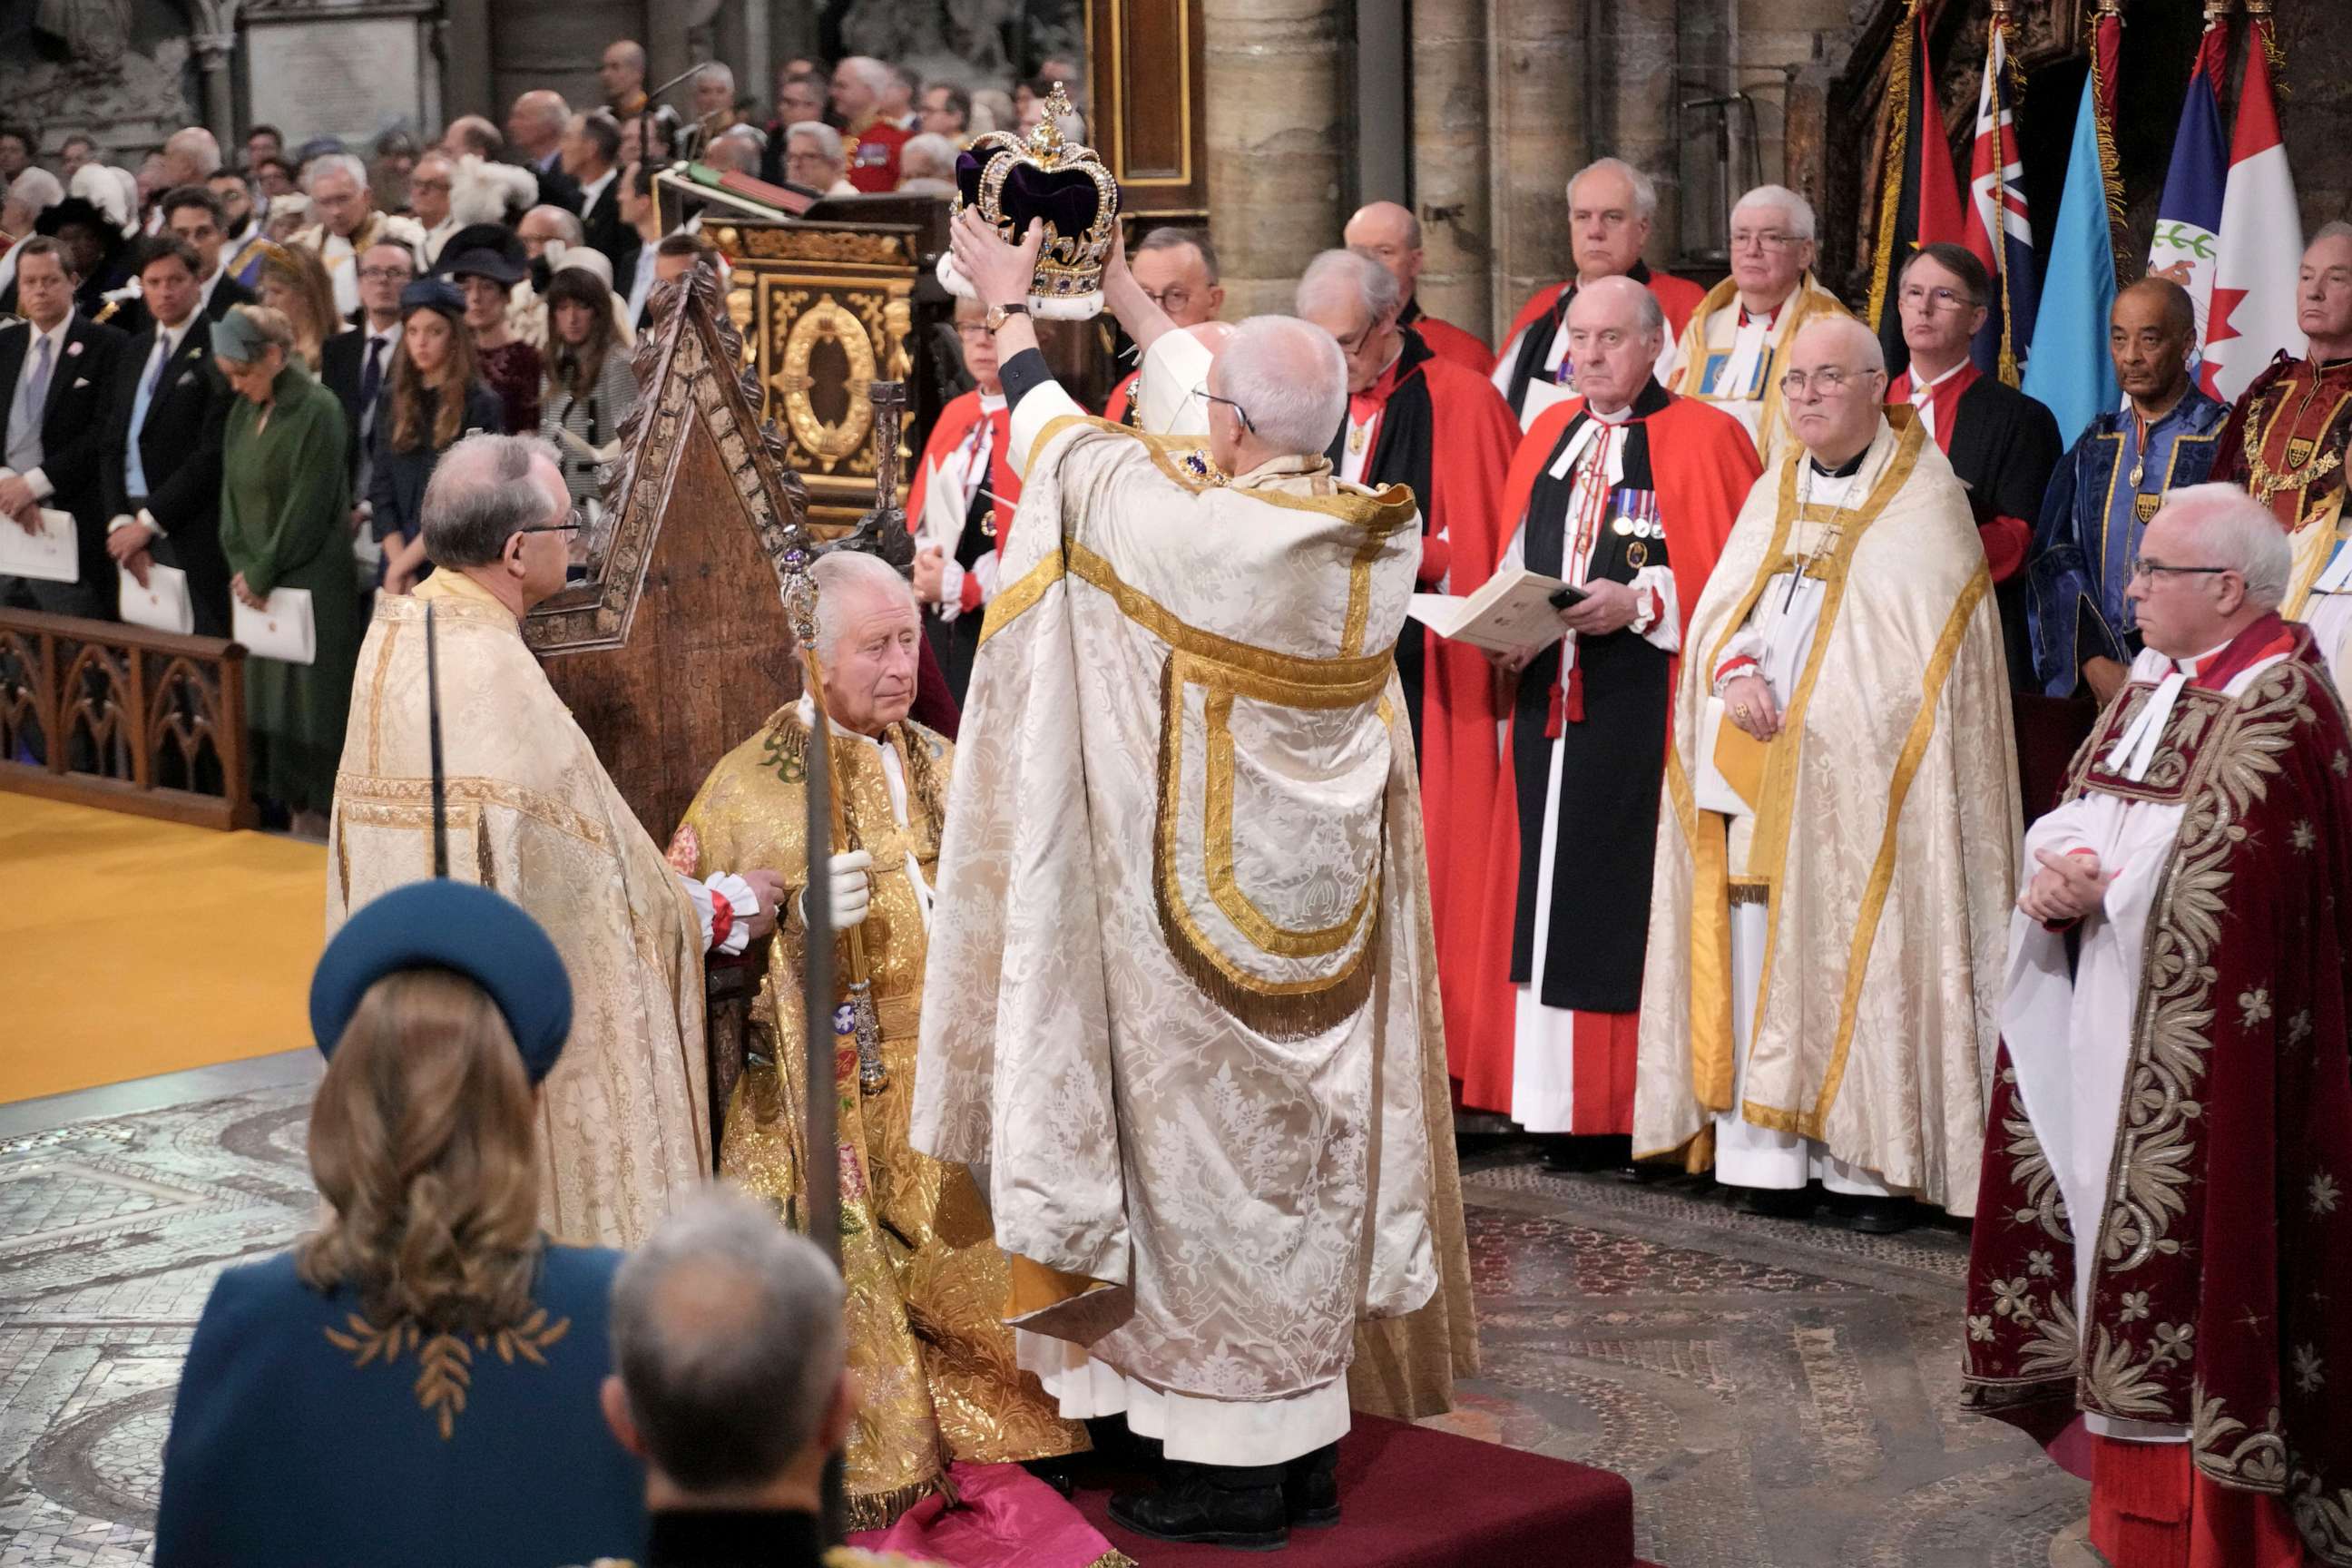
[0,1063,2086,1566]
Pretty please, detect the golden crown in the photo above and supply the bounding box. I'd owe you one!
[946,84,1121,316]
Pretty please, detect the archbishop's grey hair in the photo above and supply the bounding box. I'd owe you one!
[2157,483,2294,609]
[811,548,916,662]
[1567,156,1659,222]
[1734,182,1818,244]
[1217,316,1347,459]
[1296,248,1401,328]
[421,433,563,568]
[610,1189,847,1493]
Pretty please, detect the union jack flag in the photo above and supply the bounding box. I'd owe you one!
[1961,16,2038,385]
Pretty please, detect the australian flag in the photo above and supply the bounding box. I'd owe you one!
[1961,18,2038,385]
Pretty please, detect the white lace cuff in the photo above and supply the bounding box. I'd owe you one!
[679,871,759,955]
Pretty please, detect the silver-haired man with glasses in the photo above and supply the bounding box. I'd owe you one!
[1634,313,2021,1235]
[1666,183,1855,465]
[328,432,785,1248]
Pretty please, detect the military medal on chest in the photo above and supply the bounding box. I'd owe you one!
[1609,486,1662,569]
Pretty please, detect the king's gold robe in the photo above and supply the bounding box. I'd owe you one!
[1634,415,2021,1211]
[673,701,1083,1529]
[327,572,709,1246]
[914,346,1445,1465]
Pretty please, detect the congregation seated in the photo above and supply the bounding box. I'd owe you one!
[152,883,646,1568]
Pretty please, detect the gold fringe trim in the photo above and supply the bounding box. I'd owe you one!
[1987,13,2023,388]
[842,1474,941,1534]
[1084,1553,1142,1568]
[2091,17,2131,281]
[1864,0,1921,334]
[2254,13,2288,94]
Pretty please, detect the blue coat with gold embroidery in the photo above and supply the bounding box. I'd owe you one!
[155,1244,644,1568]
[2025,387,2227,695]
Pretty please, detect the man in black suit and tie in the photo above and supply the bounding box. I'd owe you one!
[114,187,259,338]
[320,240,415,587]
[508,91,583,215]
[1,238,129,621]
[564,113,632,284]
[101,237,237,635]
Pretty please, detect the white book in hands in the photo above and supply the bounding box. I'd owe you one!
[119,563,193,634]
[0,507,80,583]
[232,587,317,665]
[1406,567,1582,654]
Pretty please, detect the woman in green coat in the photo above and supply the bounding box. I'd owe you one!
[212,304,358,836]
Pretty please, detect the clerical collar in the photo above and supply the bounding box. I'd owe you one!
[1589,400,1632,426]
[642,1506,822,1568]
[1808,446,1869,479]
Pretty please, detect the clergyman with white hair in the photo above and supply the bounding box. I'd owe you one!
[328,431,786,1249]
[1665,181,1854,463]
[1487,157,1708,426]
[1634,311,2020,1234]
[1964,480,2352,1568]
[289,152,424,316]
[671,542,1086,1528]
[911,211,1449,1548]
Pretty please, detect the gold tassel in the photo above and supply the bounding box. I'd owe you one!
[1864,0,1921,335]
[2091,5,2132,284]
[2250,7,2288,96]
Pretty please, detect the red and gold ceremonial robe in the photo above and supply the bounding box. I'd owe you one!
[1491,264,1706,430]
[1456,382,1757,1129]
[1962,616,2352,1568]
[2216,353,2352,695]
[1327,332,1519,1090]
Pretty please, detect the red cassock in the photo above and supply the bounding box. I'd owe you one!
[1340,338,1522,1093]
[906,389,1023,717]
[906,389,1021,612]
[1402,301,1495,377]
[1454,390,1758,1123]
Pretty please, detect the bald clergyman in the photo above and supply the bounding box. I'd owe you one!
[912,213,1444,1549]
[1634,316,2021,1234]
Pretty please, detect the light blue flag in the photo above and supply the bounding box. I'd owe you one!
[2020,76,2120,451]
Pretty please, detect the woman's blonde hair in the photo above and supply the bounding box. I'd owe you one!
[295,968,544,1335]
[387,305,483,454]
[256,242,338,369]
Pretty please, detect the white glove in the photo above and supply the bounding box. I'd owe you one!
[796,849,874,932]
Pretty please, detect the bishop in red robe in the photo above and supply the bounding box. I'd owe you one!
[1458,276,1756,1149]
[910,299,1021,703]
[1491,159,1705,428]
[1297,248,1520,1093]
[1102,227,1224,425]
[1964,485,2352,1568]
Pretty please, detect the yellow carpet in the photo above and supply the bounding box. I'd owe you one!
[0,794,327,1103]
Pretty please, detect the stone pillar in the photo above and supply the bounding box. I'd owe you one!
[1588,0,1680,268]
[1201,0,1348,319]
[193,32,236,147]
[1408,0,1493,339]
[1485,0,1588,328]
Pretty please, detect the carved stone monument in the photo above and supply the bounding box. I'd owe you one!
[240,0,437,149]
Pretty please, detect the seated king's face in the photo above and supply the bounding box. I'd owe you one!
[821,583,922,736]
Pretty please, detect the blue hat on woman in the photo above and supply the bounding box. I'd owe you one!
[309,881,573,1082]
[398,276,468,321]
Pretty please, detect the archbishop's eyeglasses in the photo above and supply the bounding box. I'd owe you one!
[1195,386,1256,435]
[2128,558,2234,583]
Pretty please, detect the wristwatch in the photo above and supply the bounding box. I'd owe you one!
[985,301,1031,333]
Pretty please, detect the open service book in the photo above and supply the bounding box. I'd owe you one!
[1406,567,1580,654]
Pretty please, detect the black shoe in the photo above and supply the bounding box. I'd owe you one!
[1109,1461,1288,1551]
[1542,1134,1632,1173]
[1020,1455,1076,1499]
[1282,1443,1339,1527]
[1734,1183,1814,1219]
[1844,1196,1915,1234]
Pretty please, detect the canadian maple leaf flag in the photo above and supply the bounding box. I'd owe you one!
[2201,35,2305,402]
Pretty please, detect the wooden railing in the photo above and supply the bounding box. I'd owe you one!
[0,609,254,830]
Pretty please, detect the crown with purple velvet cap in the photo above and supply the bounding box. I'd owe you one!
[936,83,1120,320]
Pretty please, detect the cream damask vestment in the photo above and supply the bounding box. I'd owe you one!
[913,338,1445,1466]
[327,573,710,1247]
[1634,414,2021,1212]
[671,700,1083,1530]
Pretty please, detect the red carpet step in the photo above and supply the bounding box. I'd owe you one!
[1069,1415,1638,1566]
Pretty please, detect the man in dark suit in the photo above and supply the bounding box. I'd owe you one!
[508,91,584,214]
[102,237,237,635]
[320,238,415,583]
[113,186,259,338]
[564,113,632,281]
[1,238,129,620]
